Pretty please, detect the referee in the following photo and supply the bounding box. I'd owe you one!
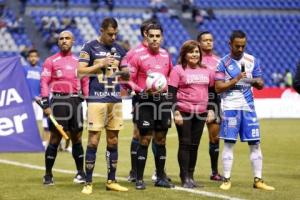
[40,30,89,185]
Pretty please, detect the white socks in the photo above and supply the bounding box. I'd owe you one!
[222,142,235,179]
[249,144,263,179]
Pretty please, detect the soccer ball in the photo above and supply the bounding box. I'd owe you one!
[146,72,167,92]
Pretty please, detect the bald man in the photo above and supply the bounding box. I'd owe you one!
[41,30,89,185]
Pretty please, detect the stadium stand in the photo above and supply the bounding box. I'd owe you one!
[1,0,299,86]
[30,10,190,64]
[0,8,31,57]
[194,0,300,9]
[27,0,150,8]
[198,14,300,86]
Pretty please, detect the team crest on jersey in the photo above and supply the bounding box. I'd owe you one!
[56,70,63,77]
[79,51,90,61]
[228,65,234,71]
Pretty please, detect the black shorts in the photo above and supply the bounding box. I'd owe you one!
[49,95,83,134]
[131,94,138,123]
[134,93,172,133]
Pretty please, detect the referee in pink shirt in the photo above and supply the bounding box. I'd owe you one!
[168,40,216,188]
[128,23,174,190]
[197,31,223,181]
[40,30,89,185]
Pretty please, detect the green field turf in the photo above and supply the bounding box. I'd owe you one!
[0,119,299,200]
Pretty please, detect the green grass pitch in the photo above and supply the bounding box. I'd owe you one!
[0,119,299,200]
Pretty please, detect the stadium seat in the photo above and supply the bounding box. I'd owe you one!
[198,14,300,86]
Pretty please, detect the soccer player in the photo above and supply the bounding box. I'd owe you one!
[78,17,129,194]
[215,30,275,191]
[128,23,174,190]
[123,19,171,183]
[293,61,300,93]
[197,31,223,181]
[40,30,89,185]
[168,40,216,188]
[23,49,50,148]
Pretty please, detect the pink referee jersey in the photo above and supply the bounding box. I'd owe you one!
[202,53,220,71]
[168,64,215,114]
[121,42,147,67]
[40,52,89,97]
[128,48,173,92]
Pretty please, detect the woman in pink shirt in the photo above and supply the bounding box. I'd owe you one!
[168,40,215,188]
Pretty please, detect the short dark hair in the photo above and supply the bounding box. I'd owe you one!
[145,23,163,34]
[197,31,212,42]
[101,17,118,29]
[27,49,39,57]
[140,19,159,37]
[230,30,246,42]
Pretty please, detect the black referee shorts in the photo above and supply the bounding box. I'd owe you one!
[134,93,172,134]
[49,95,83,134]
[131,94,138,123]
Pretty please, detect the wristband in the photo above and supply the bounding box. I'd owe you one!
[41,97,50,109]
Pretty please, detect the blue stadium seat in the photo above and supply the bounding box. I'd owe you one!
[194,0,300,9]
[198,14,300,86]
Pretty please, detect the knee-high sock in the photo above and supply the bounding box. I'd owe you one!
[130,138,139,172]
[154,143,166,178]
[106,146,118,181]
[85,147,97,183]
[136,144,148,180]
[222,142,234,179]
[209,142,220,174]
[178,144,190,178]
[72,143,84,173]
[152,141,158,171]
[45,144,58,175]
[249,144,263,179]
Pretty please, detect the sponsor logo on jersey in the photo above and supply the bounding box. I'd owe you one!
[228,117,237,127]
[142,120,150,126]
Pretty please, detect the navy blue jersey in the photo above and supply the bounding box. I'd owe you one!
[79,40,126,103]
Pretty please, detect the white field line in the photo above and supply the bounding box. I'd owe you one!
[0,159,246,200]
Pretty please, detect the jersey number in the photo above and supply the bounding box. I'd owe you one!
[251,128,260,137]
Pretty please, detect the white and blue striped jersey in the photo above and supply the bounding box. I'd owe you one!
[215,53,262,111]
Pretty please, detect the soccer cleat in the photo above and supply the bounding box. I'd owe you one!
[152,170,172,182]
[127,170,136,182]
[189,178,204,188]
[151,171,157,182]
[73,172,86,184]
[106,180,128,192]
[210,173,224,181]
[253,177,275,191]
[43,174,54,185]
[81,183,93,195]
[181,177,194,188]
[155,177,175,188]
[220,178,231,190]
[136,180,146,190]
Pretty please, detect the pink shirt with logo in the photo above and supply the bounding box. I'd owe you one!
[202,53,220,71]
[128,48,173,92]
[121,43,147,67]
[168,64,215,114]
[40,52,89,97]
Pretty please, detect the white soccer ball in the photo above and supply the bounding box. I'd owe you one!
[146,72,167,92]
